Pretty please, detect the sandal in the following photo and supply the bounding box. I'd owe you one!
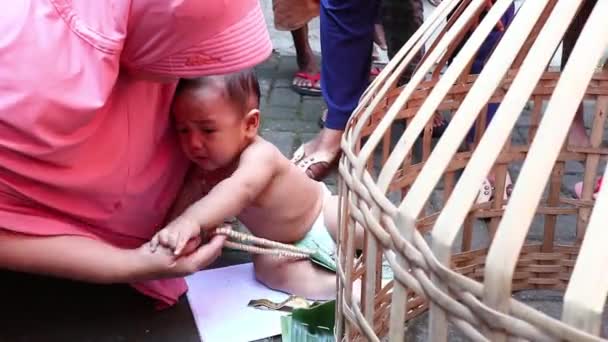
[431,114,449,138]
[317,109,328,128]
[291,144,340,181]
[291,71,321,97]
[574,176,602,200]
[370,65,383,81]
[475,173,513,204]
[476,178,494,204]
[290,144,307,164]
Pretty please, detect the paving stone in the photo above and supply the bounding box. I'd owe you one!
[511,126,527,145]
[262,119,320,133]
[299,132,318,144]
[254,52,280,76]
[562,174,581,197]
[273,78,294,89]
[564,160,585,175]
[276,55,300,78]
[404,312,469,342]
[509,161,523,180]
[526,215,546,243]
[516,125,531,142]
[300,98,326,121]
[262,103,300,121]
[260,131,295,157]
[258,78,272,98]
[517,109,532,128]
[555,214,577,244]
[268,87,302,110]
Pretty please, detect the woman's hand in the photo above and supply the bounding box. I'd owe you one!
[133,233,226,280]
[149,215,203,256]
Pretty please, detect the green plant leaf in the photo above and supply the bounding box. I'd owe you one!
[309,251,336,272]
[281,300,336,342]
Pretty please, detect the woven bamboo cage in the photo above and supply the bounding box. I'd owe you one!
[336,0,608,341]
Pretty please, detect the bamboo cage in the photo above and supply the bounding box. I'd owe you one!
[336,0,608,341]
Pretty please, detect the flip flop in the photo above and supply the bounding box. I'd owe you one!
[574,176,602,200]
[291,71,321,97]
[370,65,383,80]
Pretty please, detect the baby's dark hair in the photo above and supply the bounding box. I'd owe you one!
[175,69,261,114]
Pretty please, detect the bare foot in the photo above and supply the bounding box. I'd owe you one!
[372,44,380,62]
[302,127,343,157]
[292,51,321,95]
[373,23,387,50]
[291,25,321,96]
[568,106,590,147]
[294,51,319,85]
[568,123,590,147]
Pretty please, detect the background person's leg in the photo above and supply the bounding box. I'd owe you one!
[563,0,597,147]
[381,0,425,82]
[321,0,379,131]
[291,0,380,180]
[291,24,322,96]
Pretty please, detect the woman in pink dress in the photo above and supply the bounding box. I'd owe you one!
[0,0,271,309]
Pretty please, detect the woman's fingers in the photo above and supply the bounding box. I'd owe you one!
[185,234,226,272]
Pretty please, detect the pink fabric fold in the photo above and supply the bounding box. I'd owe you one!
[0,0,271,308]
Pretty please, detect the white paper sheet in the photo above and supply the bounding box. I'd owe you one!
[186,263,290,342]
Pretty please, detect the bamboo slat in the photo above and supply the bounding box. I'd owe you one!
[336,1,608,341]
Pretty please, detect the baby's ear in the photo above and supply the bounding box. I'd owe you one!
[243,108,260,136]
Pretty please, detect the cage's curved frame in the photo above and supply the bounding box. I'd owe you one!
[336,0,608,340]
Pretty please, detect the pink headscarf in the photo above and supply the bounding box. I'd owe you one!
[0,0,271,308]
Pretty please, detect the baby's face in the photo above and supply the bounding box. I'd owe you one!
[173,88,249,172]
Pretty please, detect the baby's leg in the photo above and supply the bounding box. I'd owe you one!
[323,195,364,249]
[252,254,336,300]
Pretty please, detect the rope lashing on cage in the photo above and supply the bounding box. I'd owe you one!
[210,226,315,259]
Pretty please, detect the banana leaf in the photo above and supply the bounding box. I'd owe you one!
[309,250,336,272]
[281,300,335,342]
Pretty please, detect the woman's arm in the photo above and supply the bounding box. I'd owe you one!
[0,230,225,284]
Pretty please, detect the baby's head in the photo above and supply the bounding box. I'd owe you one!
[172,70,261,171]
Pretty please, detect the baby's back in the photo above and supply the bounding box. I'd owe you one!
[237,140,323,243]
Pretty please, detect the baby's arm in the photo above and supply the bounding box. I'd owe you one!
[164,166,207,223]
[151,142,279,255]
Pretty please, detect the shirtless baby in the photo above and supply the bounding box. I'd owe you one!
[149,70,362,300]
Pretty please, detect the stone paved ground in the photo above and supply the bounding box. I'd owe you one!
[214,52,605,341]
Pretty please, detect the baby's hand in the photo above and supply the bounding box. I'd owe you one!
[150,215,202,256]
